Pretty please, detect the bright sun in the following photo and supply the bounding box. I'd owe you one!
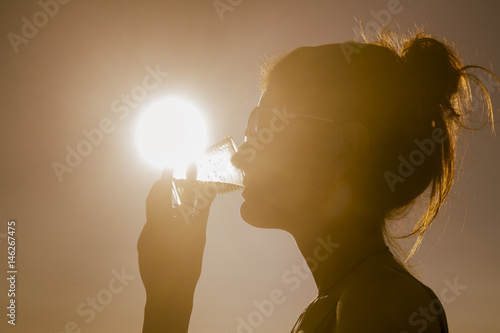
[136,97,208,170]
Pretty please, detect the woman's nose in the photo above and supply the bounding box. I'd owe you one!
[231,140,253,173]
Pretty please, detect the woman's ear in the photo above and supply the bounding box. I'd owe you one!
[330,121,370,181]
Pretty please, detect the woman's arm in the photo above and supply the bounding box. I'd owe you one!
[142,296,194,332]
[137,170,214,332]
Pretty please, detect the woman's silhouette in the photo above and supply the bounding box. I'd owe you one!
[137,30,496,332]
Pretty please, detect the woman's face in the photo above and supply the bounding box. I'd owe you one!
[232,90,343,232]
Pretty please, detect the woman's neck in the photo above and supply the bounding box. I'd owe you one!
[292,214,389,295]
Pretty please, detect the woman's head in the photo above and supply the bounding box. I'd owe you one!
[233,30,496,261]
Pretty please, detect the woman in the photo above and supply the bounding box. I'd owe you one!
[137,30,496,332]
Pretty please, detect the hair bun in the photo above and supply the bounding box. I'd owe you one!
[401,35,462,112]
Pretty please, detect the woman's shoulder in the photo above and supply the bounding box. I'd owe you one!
[334,257,445,333]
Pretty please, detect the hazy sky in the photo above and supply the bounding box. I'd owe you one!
[1,0,499,332]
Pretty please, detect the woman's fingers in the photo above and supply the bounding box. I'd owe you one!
[161,168,174,182]
[146,169,175,225]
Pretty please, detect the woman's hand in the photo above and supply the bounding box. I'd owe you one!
[137,169,214,332]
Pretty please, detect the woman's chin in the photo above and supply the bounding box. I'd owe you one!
[240,200,266,228]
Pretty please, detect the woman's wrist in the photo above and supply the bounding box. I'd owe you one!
[143,297,194,333]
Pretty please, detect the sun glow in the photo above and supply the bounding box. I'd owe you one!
[135,97,208,170]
